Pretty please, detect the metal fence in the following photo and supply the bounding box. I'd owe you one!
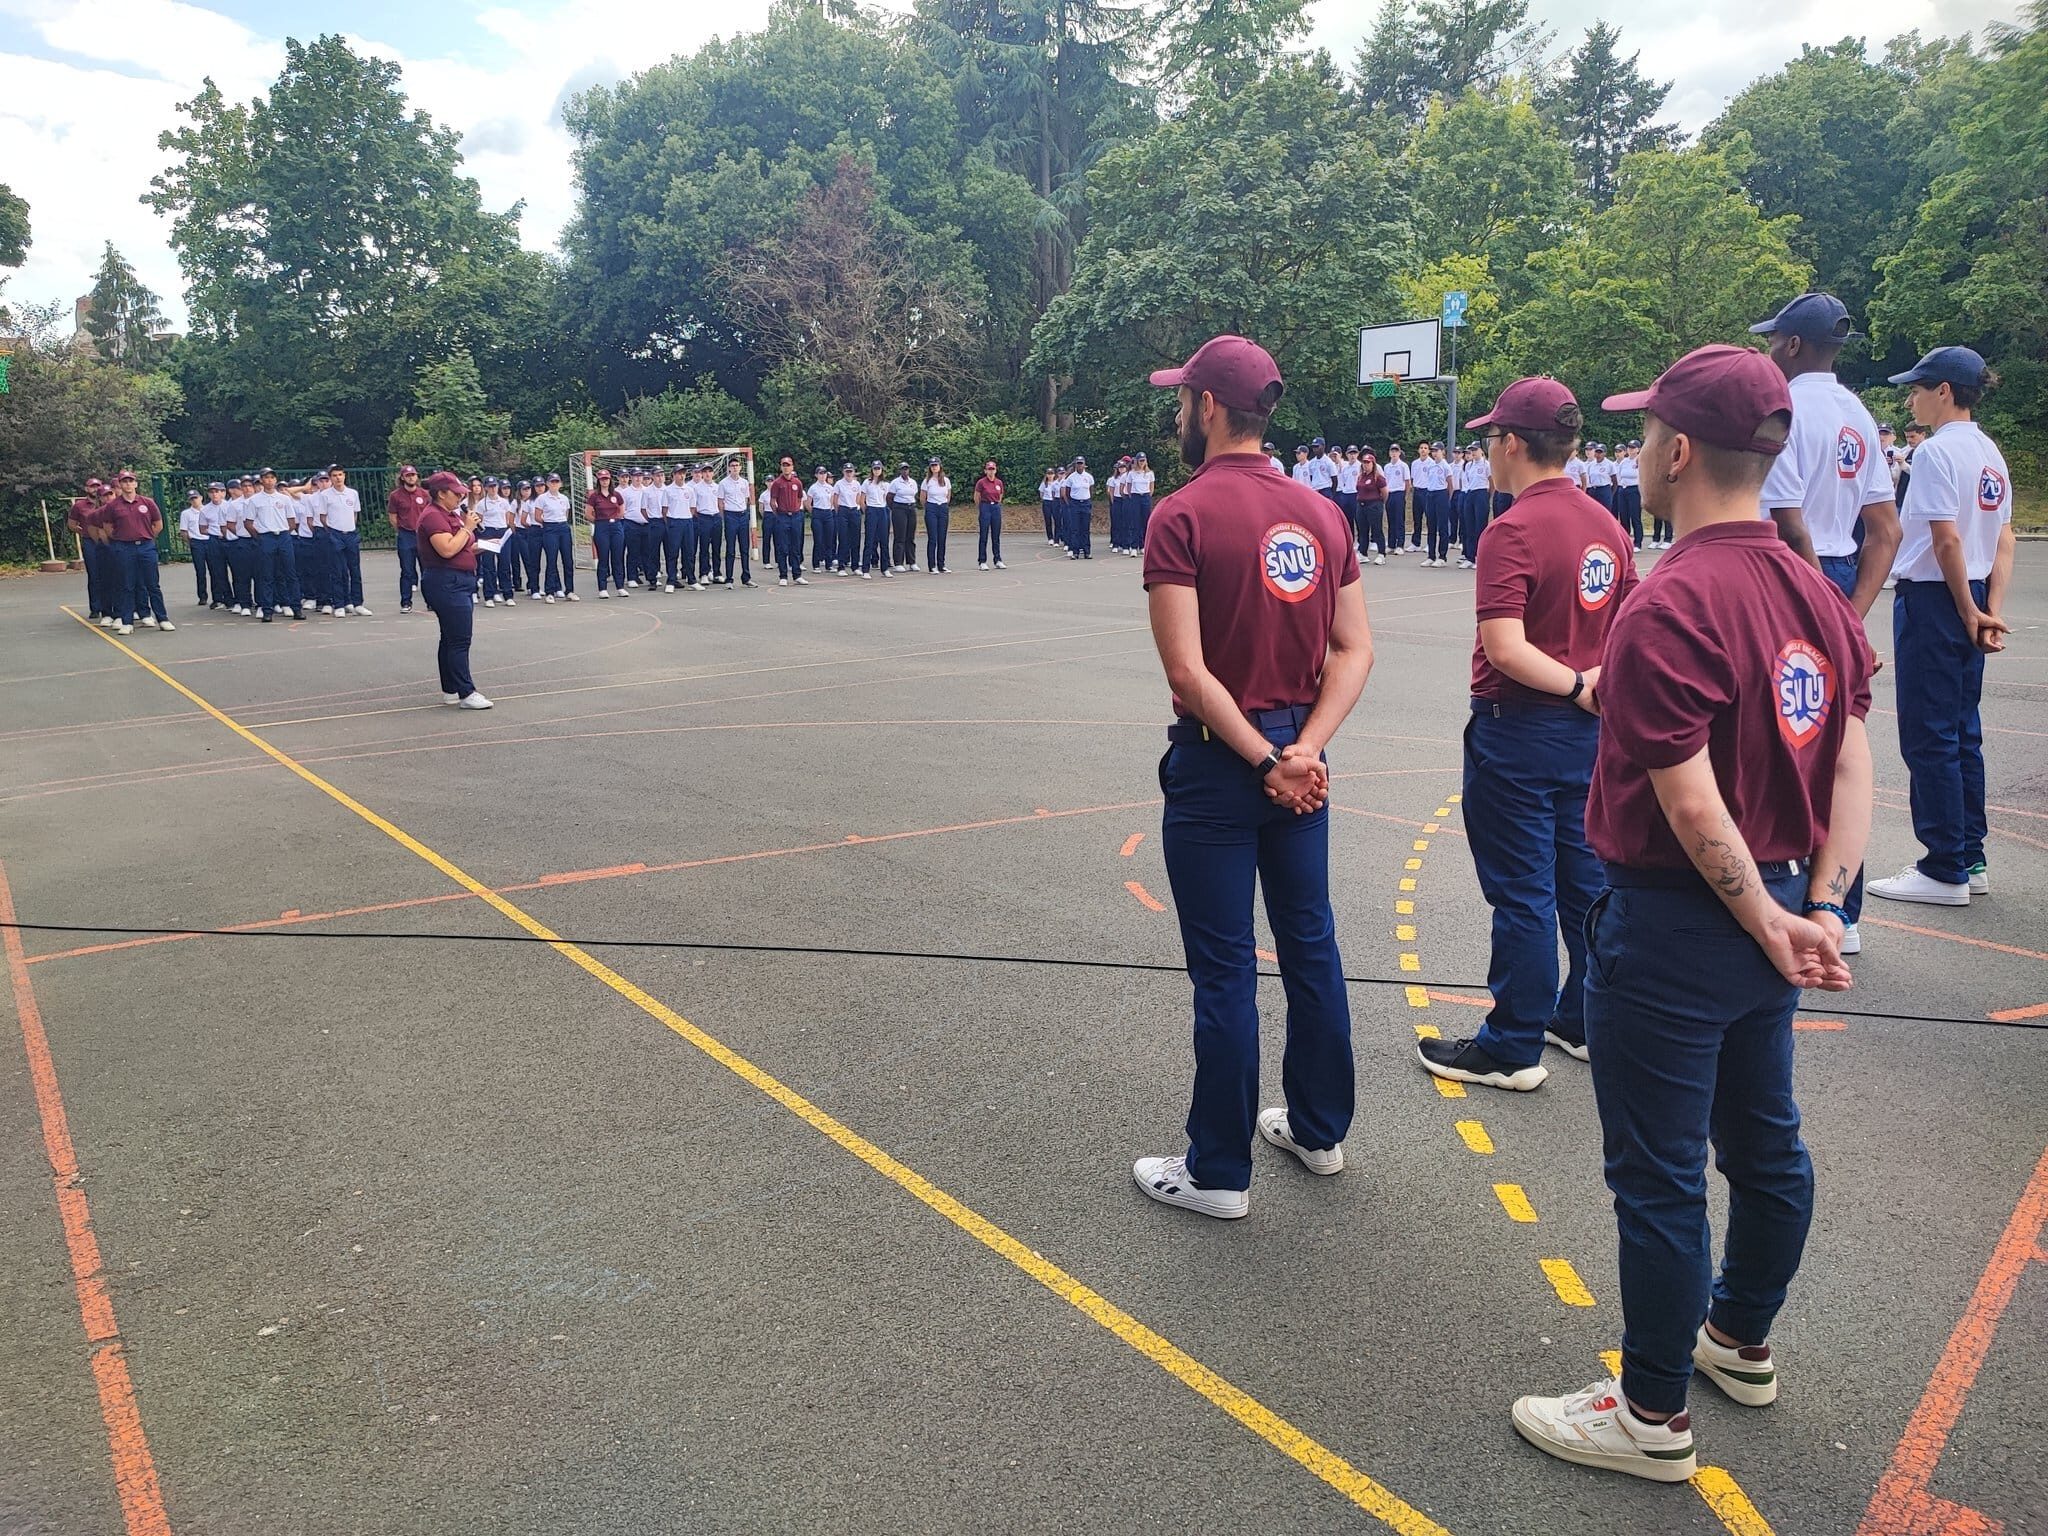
[147,467,400,560]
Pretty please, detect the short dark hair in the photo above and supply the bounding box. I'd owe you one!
[1949,369,1998,411]
[1220,381,1282,442]
[1507,426,1577,468]
[1691,412,1791,493]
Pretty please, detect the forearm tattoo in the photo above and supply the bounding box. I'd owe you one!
[1825,863,1851,899]
[1692,814,1754,901]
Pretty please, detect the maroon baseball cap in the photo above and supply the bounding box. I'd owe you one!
[1465,376,1582,435]
[398,464,417,475]
[421,470,466,495]
[1149,335,1285,414]
[1602,344,1791,455]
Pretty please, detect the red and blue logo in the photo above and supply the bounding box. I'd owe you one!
[1774,640,1834,749]
[1578,543,1619,611]
[1261,522,1325,603]
[1978,466,2008,512]
[1835,425,1866,480]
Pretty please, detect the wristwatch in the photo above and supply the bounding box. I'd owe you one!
[1563,671,1586,702]
[1256,746,1283,777]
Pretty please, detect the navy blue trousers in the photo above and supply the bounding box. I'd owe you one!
[1159,718,1353,1191]
[395,528,419,608]
[592,519,626,591]
[541,523,575,595]
[1893,578,1989,884]
[925,504,950,569]
[1587,868,1813,1416]
[420,567,476,697]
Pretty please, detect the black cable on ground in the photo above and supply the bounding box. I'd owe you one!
[3,920,2039,1031]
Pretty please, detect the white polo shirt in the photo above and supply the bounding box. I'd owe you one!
[1062,471,1090,503]
[1305,454,1337,491]
[836,475,863,508]
[863,477,888,508]
[1615,455,1639,489]
[1130,468,1154,495]
[719,474,752,513]
[692,479,720,517]
[889,475,918,503]
[1564,456,1588,487]
[1891,420,2012,583]
[925,475,954,504]
[807,481,836,512]
[1584,457,1615,488]
[1758,371,1897,559]
[538,490,570,524]
[326,484,361,533]
[179,503,206,538]
[1334,459,1360,493]
[246,490,294,534]
[1381,457,1410,492]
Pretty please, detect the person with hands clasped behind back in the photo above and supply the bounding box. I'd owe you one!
[1131,334,1374,1223]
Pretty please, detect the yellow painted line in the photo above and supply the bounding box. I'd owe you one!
[1412,839,1430,852]
[1399,878,1417,892]
[1394,899,1414,915]
[1399,953,1420,972]
[1395,924,1416,942]
[1414,1022,1441,1039]
[1599,1349,1622,1377]
[1422,822,1441,833]
[1454,1121,1493,1155]
[1404,985,1429,1008]
[1493,1184,1538,1223]
[1692,1465,1779,1535]
[1434,807,1451,818]
[1539,1258,1595,1307]
[1447,794,1462,804]
[1432,1077,1467,1099]
[67,611,1457,1536]
[1404,858,1422,871]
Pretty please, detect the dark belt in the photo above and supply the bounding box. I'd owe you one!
[1605,858,1805,890]
[1166,704,1311,744]
[1470,696,1580,717]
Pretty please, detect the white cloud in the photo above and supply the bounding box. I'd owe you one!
[1,0,2032,331]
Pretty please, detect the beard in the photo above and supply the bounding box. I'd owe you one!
[1177,414,1209,470]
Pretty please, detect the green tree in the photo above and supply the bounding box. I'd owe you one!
[386,348,513,471]
[1871,2,2047,471]
[1505,140,1811,416]
[1158,0,1311,99]
[1702,39,1911,316]
[147,34,537,462]
[1538,22,1679,207]
[1030,61,1409,444]
[83,242,169,370]
[1410,87,1578,303]
[0,300,178,563]
[0,183,27,270]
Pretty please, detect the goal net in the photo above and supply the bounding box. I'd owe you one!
[566,446,759,562]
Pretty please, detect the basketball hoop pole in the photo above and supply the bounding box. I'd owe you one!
[1444,328,1459,449]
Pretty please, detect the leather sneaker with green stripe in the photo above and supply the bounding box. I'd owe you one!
[1512,1379,1698,1482]
[1693,1325,1778,1406]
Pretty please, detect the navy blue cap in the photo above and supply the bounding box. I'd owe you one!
[259,466,276,477]
[547,471,561,481]
[1262,441,1276,450]
[1311,436,1325,446]
[1888,346,1988,389]
[1751,293,1859,344]
[1135,452,1147,461]
[325,463,343,474]
[206,480,225,491]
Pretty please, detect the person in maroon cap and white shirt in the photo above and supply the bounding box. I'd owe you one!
[1510,345,1871,1486]
[1132,334,1374,1220]
[1417,377,1636,1097]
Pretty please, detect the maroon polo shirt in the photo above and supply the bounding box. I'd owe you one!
[67,496,96,534]
[1142,451,1360,716]
[1358,467,1386,503]
[974,476,1004,505]
[586,487,623,522]
[416,505,477,572]
[387,484,429,533]
[1472,475,1639,705]
[1586,520,1873,868]
[101,495,161,542]
[769,473,805,514]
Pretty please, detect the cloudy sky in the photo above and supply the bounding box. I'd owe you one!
[0,0,2028,327]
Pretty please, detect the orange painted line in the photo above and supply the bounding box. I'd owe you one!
[1255,948,1278,963]
[1988,1001,2048,1023]
[1793,1019,1848,1032]
[1426,991,1490,1009]
[1120,833,1145,858]
[1860,917,2048,965]
[25,890,479,966]
[1,861,173,1535]
[1126,881,1167,913]
[1330,805,1467,837]
[532,862,647,885]
[1855,1140,2048,1536]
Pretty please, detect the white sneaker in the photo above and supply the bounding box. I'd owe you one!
[860,571,872,580]
[1543,1030,1590,1062]
[978,561,989,570]
[99,615,115,628]
[1968,864,1990,895]
[458,692,494,710]
[565,593,579,601]
[627,579,639,588]
[1132,1155,1248,1219]
[1512,1380,1696,1482]
[1457,558,1473,569]
[664,583,675,593]
[485,597,498,607]
[1692,1326,1778,1407]
[1256,1108,1343,1175]
[794,575,809,585]
[1373,554,1385,565]
[778,577,788,587]
[320,604,334,614]
[1839,922,1861,956]
[115,623,133,635]
[1867,865,1969,907]
[139,616,158,628]
[598,589,611,599]
[503,596,515,606]
[443,692,460,705]
[995,561,1006,569]
[159,620,175,632]
[545,595,556,604]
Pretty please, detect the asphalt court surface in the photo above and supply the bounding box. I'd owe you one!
[1,538,2044,1536]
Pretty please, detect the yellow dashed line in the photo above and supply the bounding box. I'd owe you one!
[1540,1258,1595,1306]
[1599,1349,1622,1377]
[1414,1022,1441,1039]
[1399,878,1417,892]
[1493,1184,1538,1223]
[1434,806,1452,818]
[1412,839,1430,852]
[1399,953,1421,972]
[1432,1077,1467,1099]
[1404,985,1429,1008]
[1692,1466,1779,1535]
[1396,924,1417,942]
[1455,1121,1493,1155]
[1423,822,1441,833]
[1394,899,1414,915]
[1404,857,1423,871]
[1447,794,1462,804]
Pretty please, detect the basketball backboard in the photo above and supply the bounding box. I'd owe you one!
[1358,318,1443,385]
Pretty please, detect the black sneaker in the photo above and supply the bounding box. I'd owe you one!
[1417,1036,1548,1091]
[1544,1029,1590,1062]
[261,612,273,623]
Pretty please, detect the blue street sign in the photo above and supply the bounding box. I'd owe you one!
[1442,291,1469,329]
